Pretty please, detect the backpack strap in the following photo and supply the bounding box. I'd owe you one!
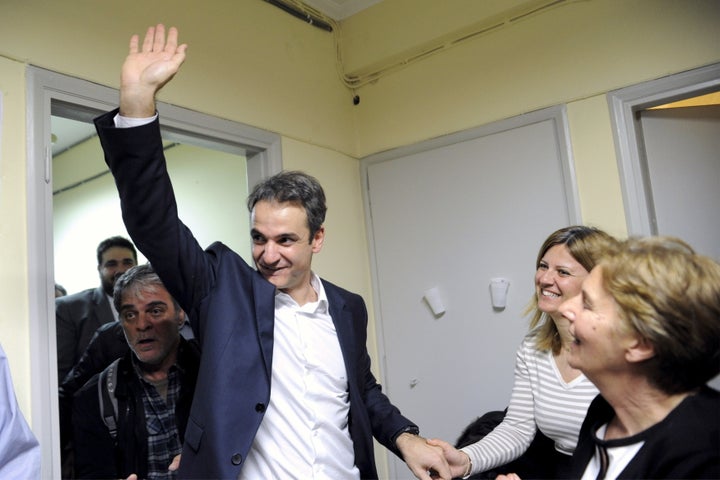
[97,358,120,440]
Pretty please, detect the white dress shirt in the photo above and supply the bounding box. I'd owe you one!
[239,273,360,480]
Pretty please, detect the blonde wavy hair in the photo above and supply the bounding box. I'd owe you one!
[599,236,720,394]
[527,226,619,353]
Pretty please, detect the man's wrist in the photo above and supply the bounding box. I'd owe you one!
[114,112,157,129]
[392,425,420,445]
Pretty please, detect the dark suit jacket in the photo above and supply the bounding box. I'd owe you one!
[56,286,115,382]
[95,110,416,480]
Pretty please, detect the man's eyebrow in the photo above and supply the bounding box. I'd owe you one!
[251,229,301,240]
[146,301,168,309]
[120,300,168,311]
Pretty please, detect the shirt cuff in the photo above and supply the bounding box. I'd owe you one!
[113,112,157,128]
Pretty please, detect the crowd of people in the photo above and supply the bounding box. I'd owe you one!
[2,23,717,480]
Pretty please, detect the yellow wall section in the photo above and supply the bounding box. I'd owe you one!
[567,95,627,238]
[0,56,32,414]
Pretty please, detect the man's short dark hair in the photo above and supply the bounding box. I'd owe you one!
[96,236,137,265]
[247,171,327,239]
[113,263,179,313]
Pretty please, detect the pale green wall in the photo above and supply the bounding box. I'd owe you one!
[0,0,719,475]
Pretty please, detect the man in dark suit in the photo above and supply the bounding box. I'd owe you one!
[94,24,451,480]
[55,235,137,383]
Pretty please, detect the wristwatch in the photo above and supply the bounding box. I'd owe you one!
[392,425,420,443]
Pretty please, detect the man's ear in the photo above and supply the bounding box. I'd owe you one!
[311,226,325,254]
[626,336,655,363]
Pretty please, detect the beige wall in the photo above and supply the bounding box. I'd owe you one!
[0,55,33,417]
[0,0,719,473]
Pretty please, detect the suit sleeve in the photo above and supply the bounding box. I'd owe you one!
[94,110,214,338]
[352,295,417,457]
[55,298,78,382]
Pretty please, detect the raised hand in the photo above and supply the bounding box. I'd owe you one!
[119,24,187,118]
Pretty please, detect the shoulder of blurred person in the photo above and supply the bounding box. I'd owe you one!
[0,344,41,479]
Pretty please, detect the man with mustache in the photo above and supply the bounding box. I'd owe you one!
[72,263,199,480]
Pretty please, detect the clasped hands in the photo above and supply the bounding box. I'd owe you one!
[424,438,521,480]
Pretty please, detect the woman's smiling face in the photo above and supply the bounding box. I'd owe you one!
[535,244,589,319]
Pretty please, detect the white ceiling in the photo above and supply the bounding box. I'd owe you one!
[302,0,382,20]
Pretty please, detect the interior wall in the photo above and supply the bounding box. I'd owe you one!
[344,0,720,155]
[0,0,356,153]
[0,56,33,418]
[344,0,719,239]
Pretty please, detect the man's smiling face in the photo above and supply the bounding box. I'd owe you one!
[251,200,324,302]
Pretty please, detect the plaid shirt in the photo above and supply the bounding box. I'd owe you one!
[136,364,183,479]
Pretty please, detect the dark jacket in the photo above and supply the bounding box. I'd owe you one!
[95,109,417,479]
[55,286,115,381]
[59,321,128,459]
[72,337,200,479]
[61,321,129,399]
[569,387,720,479]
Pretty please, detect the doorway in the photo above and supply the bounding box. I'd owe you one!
[27,66,281,478]
[608,62,720,243]
[608,62,720,390]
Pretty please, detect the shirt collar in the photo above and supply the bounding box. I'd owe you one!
[275,272,329,314]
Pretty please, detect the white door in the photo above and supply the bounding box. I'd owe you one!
[364,108,579,478]
[639,104,720,260]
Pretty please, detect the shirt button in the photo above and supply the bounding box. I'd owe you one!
[231,453,243,465]
[255,403,266,412]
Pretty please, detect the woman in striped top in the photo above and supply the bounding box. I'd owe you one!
[430,226,618,479]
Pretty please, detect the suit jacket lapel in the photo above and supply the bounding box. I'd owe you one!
[253,272,277,380]
[324,282,357,385]
[93,286,115,324]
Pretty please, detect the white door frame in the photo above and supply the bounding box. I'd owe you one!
[607,62,720,236]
